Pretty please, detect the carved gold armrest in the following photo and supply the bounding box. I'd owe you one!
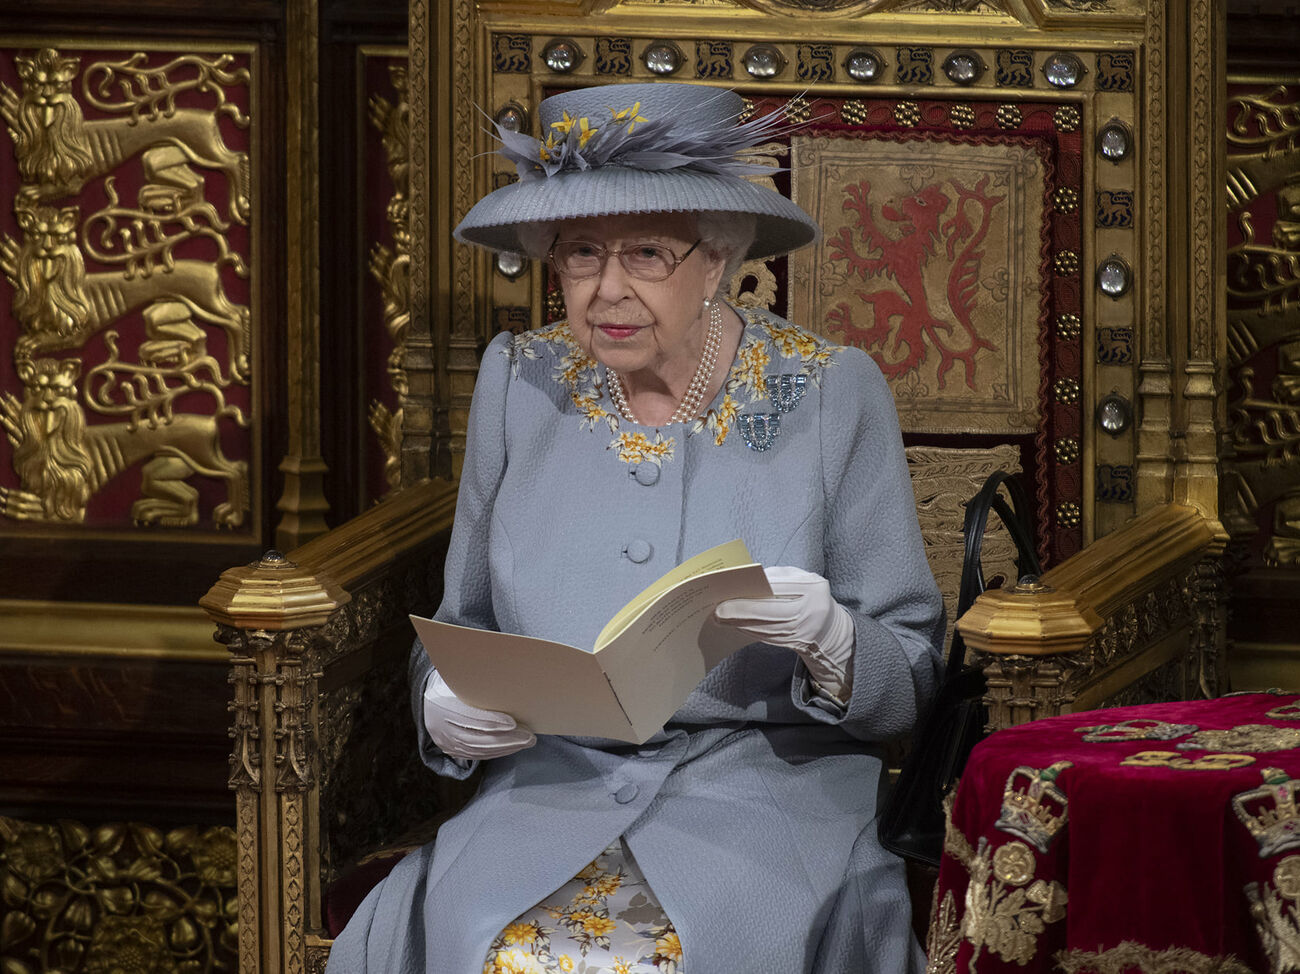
[200,478,460,974]
[957,504,1227,729]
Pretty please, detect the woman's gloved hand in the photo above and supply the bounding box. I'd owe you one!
[713,565,856,703]
[422,671,537,760]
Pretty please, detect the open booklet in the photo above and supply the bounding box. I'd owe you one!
[411,539,771,744]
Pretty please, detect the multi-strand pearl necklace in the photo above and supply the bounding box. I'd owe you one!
[607,300,724,426]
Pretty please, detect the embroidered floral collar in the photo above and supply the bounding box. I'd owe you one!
[504,307,843,465]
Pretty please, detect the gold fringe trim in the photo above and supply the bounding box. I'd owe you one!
[1054,942,1255,974]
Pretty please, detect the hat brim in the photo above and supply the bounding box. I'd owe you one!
[453,166,820,261]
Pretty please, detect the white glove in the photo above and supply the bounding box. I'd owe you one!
[713,566,856,702]
[422,671,536,760]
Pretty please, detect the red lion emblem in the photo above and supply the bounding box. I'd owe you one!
[826,175,1004,390]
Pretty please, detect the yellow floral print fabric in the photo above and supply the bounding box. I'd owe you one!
[505,307,844,465]
[483,839,682,974]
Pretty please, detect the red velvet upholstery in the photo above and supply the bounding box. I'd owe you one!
[932,693,1300,972]
[324,851,409,937]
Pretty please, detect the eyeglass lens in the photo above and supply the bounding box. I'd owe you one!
[551,240,695,282]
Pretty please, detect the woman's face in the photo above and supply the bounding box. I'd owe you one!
[555,212,726,381]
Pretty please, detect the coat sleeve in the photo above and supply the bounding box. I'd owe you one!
[408,331,516,778]
[789,345,946,742]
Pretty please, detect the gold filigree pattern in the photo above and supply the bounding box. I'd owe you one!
[1075,718,1198,743]
[943,792,976,868]
[1270,701,1300,721]
[926,889,961,974]
[1121,750,1256,771]
[1178,725,1300,753]
[963,836,1067,966]
[0,817,237,973]
[1054,942,1255,974]
[1247,868,1300,974]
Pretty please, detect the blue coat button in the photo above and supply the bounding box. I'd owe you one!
[632,463,660,486]
[614,784,639,804]
[624,539,652,564]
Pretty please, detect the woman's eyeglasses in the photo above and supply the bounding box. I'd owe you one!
[547,236,702,282]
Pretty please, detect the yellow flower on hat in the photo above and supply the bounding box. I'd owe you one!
[550,110,578,135]
[577,116,599,147]
[610,101,648,132]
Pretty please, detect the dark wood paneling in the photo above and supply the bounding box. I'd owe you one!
[0,654,233,824]
[318,0,408,524]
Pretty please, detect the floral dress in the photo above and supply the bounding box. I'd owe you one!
[484,839,682,974]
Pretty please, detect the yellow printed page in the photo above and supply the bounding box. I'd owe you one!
[595,539,755,650]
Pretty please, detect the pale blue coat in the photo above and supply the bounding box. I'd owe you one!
[328,308,945,974]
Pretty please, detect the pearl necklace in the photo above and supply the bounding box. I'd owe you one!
[607,301,724,426]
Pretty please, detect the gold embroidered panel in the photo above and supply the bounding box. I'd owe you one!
[789,135,1046,434]
[0,43,258,542]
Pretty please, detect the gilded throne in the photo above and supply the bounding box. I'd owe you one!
[199,1,1228,970]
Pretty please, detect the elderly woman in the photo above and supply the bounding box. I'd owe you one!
[328,82,944,974]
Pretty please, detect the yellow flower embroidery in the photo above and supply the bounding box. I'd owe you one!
[612,431,675,465]
[735,338,770,398]
[576,860,603,882]
[573,392,610,430]
[582,915,617,938]
[768,322,837,366]
[612,958,633,974]
[706,394,739,446]
[610,101,648,132]
[558,957,575,972]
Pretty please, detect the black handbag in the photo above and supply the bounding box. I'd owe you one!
[877,470,1043,868]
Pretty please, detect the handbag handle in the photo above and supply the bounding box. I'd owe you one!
[946,471,1043,674]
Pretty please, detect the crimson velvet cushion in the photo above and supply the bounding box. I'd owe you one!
[931,692,1300,973]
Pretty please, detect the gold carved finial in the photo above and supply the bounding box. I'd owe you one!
[199,549,348,631]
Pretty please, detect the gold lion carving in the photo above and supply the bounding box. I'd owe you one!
[0,48,250,224]
[0,357,247,528]
[0,198,250,381]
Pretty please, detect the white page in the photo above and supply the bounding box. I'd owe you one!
[411,618,637,740]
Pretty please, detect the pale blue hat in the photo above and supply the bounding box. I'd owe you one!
[454,82,819,260]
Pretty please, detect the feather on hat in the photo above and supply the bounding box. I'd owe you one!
[453,82,820,260]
